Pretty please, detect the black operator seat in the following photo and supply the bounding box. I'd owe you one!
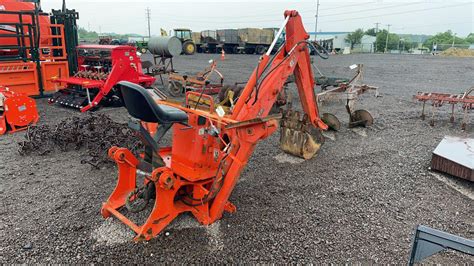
[117,81,188,124]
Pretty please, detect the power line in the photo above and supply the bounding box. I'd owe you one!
[316,1,379,11]
[319,2,472,23]
[391,20,473,31]
[317,2,424,18]
[157,2,408,22]
[153,2,471,25]
[163,2,377,20]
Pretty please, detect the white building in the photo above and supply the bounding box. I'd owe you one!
[353,35,376,53]
[309,32,377,53]
[309,32,350,52]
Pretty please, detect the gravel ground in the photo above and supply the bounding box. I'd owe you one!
[0,53,473,264]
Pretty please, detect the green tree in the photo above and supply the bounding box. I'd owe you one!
[465,33,474,44]
[423,30,468,47]
[77,27,98,40]
[365,28,377,37]
[374,30,400,52]
[345,29,365,49]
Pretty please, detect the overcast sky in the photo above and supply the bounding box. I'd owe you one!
[41,0,473,37]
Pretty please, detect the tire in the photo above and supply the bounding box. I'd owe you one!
[183,41,196,55]
[168,81,183,97]
[244,48,255,54]
[256,45,266,55]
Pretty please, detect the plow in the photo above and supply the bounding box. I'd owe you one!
[316,64,378,131]
[414,87,473,130]
[101,10,331,241]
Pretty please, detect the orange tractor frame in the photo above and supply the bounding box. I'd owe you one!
[101,10,328,241]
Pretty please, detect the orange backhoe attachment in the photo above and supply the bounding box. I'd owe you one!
[0,86,39,135]
[101,10,327,241]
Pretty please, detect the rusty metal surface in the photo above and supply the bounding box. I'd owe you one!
[321,113,341,131]
[431,136,474,181]
[414,87,473,130]
[316,64,378,130]
[279,109,324,159]
[18,114,143,168]
[349,109,374,128]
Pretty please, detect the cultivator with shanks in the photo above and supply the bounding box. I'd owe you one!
[101,10,331,241]
[414,87,473,130]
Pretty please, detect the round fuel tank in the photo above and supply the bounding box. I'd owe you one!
[148,36,182,58]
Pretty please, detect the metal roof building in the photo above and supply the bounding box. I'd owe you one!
[308,32,351,50]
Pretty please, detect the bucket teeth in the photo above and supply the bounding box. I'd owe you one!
[279,109,324,160]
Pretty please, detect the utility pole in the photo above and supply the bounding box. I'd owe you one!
[146,7,151,38]
[375,22,381,33]
[314,0,320,40]
[384,24,391,53]
[374,22,380,52]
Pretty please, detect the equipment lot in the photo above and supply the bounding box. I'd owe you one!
[1,53,473,263]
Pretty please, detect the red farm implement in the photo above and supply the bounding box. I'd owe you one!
[49,45,156,112]
[414,87,473,130]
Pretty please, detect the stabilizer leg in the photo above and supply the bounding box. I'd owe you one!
[134,187,180,241]
[101,147,139,217]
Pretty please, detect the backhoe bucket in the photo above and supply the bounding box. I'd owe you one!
[280,109,324,159]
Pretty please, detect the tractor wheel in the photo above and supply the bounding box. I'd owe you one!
[231,46,239,54]
[183,41,196,55]
[168,81,183,97]
[256,45,266,55]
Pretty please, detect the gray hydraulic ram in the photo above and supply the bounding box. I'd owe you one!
[408,225,474,265]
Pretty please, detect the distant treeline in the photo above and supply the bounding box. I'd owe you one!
[347,28,473,52]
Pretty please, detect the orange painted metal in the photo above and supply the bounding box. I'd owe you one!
[0,85,39,134]
[0,0,52,49]
[0,61,69,96]
[0,62,39,96]
[0,1,70,96]
[102,10,327,241]
[41,61,69,92]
